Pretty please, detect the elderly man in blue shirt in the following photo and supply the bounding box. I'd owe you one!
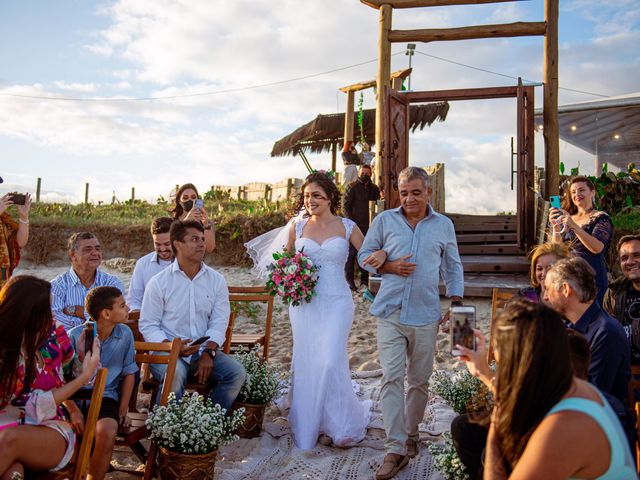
[358,166,464,480]
[51,232,124,330]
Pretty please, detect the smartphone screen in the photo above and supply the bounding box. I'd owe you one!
[549,195,562,209]
[194,199,204,210]
[84,323,94,354]
[190,335,210,346]
[451,306,476,356]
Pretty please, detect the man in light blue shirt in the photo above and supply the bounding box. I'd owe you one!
[359,167,464,478]
[127,217,174,312]
[51,232,124,330]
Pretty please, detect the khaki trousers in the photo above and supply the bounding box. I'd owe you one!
[377,310,439,455]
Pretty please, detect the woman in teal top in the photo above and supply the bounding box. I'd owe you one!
[458,300,636,479]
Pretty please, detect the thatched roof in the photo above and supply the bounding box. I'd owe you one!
[271,102,449,157]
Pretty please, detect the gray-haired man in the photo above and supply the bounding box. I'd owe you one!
[51,232,124,330]
[359,166,464,480]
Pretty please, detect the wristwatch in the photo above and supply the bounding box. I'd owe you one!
[451,300,463,307]
[203,348,216,360]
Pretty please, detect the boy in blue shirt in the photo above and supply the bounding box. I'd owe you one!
[69,286,138,480]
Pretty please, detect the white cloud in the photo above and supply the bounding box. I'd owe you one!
[0,0,638,212]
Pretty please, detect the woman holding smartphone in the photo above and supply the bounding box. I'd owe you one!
[549,176,612,305]
[0,276,101,478]
[0,193,31,287]
[171,183,215,253]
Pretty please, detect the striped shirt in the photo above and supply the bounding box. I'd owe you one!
[51,267,125,330]
[358,205,464,326]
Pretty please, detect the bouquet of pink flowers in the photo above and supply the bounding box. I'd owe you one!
[266,249,319,306]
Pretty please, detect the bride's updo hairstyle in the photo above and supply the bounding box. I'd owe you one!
[292,171,341,218]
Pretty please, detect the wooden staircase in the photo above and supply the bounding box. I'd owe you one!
[446,214,529,274]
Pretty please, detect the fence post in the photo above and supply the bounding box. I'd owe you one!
[131,187,135,203]
[264,184,272,202]
[36,177,41,203]
[84,183,89,204]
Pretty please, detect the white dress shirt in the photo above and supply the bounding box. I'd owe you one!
[127,251,173,311]
[139,261,230,349]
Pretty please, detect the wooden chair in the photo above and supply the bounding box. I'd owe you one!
[126,310,144,342]
[487,288,517,364]
[635,402,640,476]
[228,286,275,361]
[112,338,181,480]
[34,368,108,480]
[627,365,640,419]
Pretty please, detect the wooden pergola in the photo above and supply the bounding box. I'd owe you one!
[361,0,560,198]
[340,68,413,146]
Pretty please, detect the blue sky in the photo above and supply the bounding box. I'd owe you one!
[1,0,638,213]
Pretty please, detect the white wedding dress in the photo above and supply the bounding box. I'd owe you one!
[286,216,372,450]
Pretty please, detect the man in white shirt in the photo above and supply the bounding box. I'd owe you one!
[140,220,245,410]
[127,217,174,312]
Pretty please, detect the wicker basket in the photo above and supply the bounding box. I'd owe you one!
[158,447,217,480]
[233,401,267,438]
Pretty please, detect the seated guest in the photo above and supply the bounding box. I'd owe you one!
[604,234,640,365]
[518,242,571,303]
[171,183,215,253]
[127,217,174,312]
[463,300,635,478]
[68,287,138,480]
[51,232,124,330]
[0,276,100,479]
[139,220,245,411]
[543,257,631,404]
[451,324,634,480]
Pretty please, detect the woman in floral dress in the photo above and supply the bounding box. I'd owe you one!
[0,276,100,478]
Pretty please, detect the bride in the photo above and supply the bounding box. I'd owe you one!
[246,171,383,449]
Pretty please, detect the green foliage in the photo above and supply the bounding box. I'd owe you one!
[231,301,261,321]
[431,369,493,415]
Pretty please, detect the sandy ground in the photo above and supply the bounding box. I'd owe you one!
[15,258,492,478]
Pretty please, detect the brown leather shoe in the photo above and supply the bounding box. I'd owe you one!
[406,438,419,458]
[375,453,409,480]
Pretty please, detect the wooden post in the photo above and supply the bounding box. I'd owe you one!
[331,142,337,172]
[36,177,41,203]
[84,183,89,204]
[344,90,355,145]
[286,178,293,199]
[375,4,392,190]
[131,187,135,203]
[543,0,559,197]
[392,77,403,90]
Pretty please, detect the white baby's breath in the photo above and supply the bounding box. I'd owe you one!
[146,392,245,454]
[234,346,290,405]
[428,433,469,480]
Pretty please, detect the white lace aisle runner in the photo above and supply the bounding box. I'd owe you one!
[216,370,455,480]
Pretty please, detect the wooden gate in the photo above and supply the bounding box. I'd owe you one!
[383,82,536,250]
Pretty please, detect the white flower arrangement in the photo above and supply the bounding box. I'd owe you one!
[428,433,469,480]
[146,392,245,454]
[431,369,493,415]
[234,347,290,405]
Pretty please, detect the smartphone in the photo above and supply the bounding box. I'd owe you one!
[549,195,562,209]
[194,199,204,210]
[8,193,26,205]
[84,322,95,355]
[450,305,476,356]
[190,335,210,346]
